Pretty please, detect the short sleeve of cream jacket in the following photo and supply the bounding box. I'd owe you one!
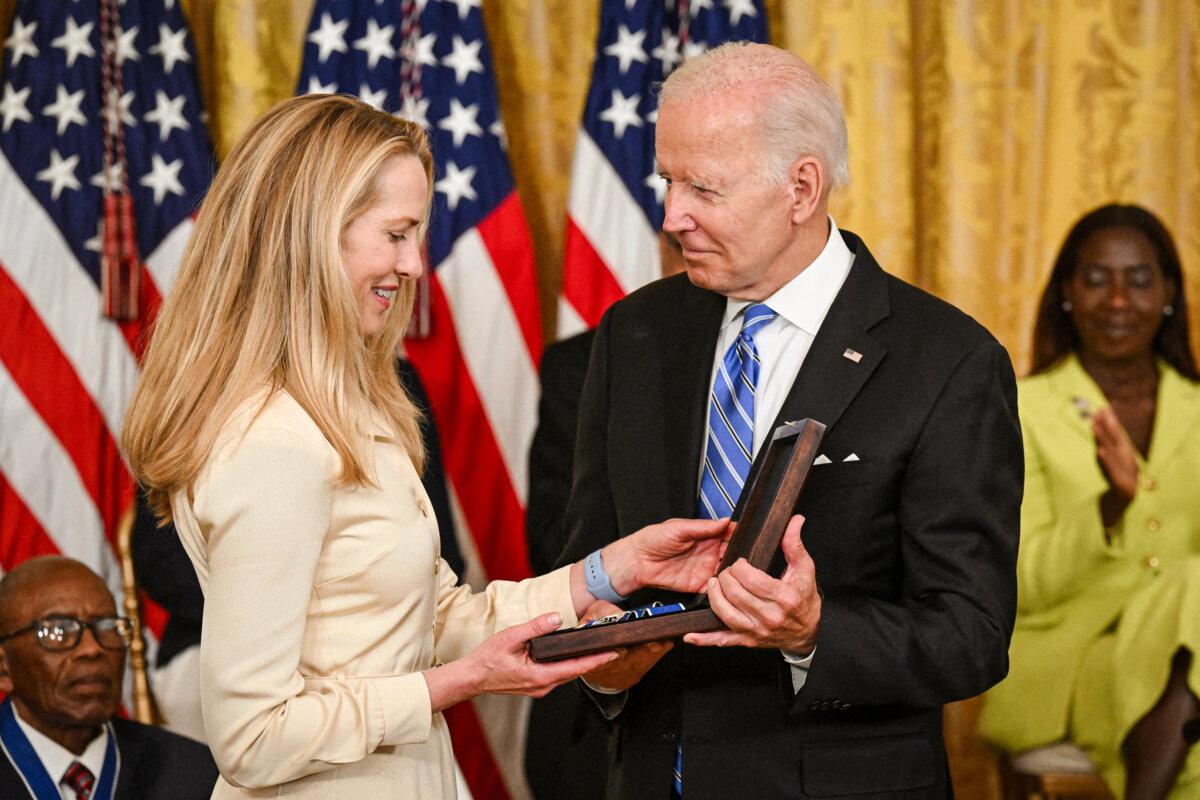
[170,392,576,792]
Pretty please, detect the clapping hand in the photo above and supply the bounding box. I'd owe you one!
[1092,406,1139,501]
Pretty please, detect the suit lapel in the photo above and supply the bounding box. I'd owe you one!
[1042,355,1200,470]
[770,232,890,436]
[111,724,133,800]
[662,281,726,517]
[1148,364,1200,469]
[1044,355,1106,444]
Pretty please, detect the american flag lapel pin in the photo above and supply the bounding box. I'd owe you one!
[843,348,863,363]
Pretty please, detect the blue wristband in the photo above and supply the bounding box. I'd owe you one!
[584,549,629,604]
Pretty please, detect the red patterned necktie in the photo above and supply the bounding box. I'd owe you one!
[62,761,95,800]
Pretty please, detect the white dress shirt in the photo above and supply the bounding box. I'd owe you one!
[13,705,109,800]
[702,217,854,691]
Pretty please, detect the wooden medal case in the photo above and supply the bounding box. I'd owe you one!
[528,418,826,662]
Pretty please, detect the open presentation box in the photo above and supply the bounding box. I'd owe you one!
[528,417,826,663]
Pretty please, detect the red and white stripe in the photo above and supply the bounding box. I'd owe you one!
[406,193,540,586]
[559,129,661,338]
[406,193,542,800]
[0,151,173,645]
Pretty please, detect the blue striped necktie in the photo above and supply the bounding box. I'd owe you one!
[675,302,776,797]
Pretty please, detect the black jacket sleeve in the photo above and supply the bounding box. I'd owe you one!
[397,357,464,579]
[526,331,594,576]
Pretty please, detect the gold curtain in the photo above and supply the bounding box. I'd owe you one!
[2,0,1197,366]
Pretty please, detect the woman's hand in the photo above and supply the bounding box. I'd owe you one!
[423,613,618,713]
[603,517,731,598]
[1092,406,1139,498]
[1092,406,1138,527]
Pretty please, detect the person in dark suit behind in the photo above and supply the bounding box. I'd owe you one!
[133,356,464,743]
[524,329,609,800]
[556,42,1023,799]
[0,556,217,800]
[526,330,595,576]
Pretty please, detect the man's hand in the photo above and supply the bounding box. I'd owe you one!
[578,600,672,692]
[683,516,820,653]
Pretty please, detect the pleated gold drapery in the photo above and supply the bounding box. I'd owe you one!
[3,0,1195,369]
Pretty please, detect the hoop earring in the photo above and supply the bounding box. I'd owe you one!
[1062,300,1073,312]
[1163,305,1174,317]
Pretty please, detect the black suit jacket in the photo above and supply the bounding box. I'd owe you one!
[0,717,218,800]
[556,232,1023,799]
[524,330,609,800]
[526,330,596,575]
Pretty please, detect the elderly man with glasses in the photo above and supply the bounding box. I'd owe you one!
[0,556,217,800]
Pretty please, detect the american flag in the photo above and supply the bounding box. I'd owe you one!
[298,1,541,798]
[0,0,210,636]
[558,0,768,336]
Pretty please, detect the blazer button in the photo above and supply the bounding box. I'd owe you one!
[1146,517,1160,532]
[1141,477,1157,492]
[1143,555,1161,571]
[808,701,821,711]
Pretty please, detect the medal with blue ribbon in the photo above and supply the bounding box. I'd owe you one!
[0,698,118,800]
[581,601,688,628]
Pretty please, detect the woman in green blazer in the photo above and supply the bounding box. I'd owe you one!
[981,205,1200,799]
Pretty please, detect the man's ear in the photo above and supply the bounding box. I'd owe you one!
[0,645,13,694]
[787,156,824,225]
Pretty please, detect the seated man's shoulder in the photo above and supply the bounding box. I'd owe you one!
[111,718,218,796]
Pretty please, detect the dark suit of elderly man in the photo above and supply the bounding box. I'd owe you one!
[0,557,217,800]
[556,42,1023,799]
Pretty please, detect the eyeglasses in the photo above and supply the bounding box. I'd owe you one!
[0,616,133,652]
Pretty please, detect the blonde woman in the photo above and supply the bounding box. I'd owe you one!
[122,94,727,799]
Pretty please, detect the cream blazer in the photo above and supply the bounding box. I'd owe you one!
[170,390,577,799]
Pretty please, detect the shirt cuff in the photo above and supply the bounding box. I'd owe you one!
[377,672,434,746]
[582,677,625,695]
[581,681,627,720]
[781,648,815,694]
[781,647,815,668]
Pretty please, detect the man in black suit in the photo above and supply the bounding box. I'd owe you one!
[556,42,1022,799]
[0,556,217,799]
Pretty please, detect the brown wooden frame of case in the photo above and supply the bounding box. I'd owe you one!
[527,418,826,663]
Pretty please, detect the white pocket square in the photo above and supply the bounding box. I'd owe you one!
[813,454,832,465]
[842,453,860,462]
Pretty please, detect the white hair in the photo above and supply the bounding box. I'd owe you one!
[659,42,850,193]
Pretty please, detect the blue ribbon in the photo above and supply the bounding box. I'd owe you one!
[0,698,118,800]
[581,601,688,628]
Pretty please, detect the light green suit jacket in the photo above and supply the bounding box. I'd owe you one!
[981,354,1200,751]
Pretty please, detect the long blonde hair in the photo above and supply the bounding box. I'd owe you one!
[124,94,431,521]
